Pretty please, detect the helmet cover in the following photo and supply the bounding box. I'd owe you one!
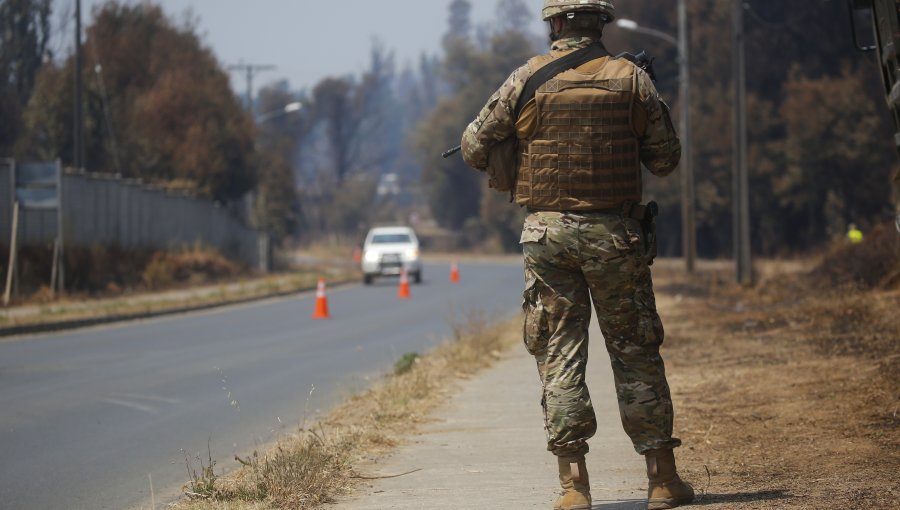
[542,0,616,22]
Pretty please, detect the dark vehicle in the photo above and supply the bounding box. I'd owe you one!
[849,0,900,229]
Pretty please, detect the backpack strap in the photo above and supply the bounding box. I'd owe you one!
[514,42,611,119]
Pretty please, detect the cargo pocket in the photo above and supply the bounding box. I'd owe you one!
[522,271,550,356]
[597,220,642,265]
[634,270,664,348]
[520,225,547,245]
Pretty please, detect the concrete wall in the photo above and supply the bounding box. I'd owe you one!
[0,162,265,269]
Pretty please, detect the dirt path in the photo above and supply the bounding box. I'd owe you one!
[654,263,900,509]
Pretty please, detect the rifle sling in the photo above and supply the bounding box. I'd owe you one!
[514,42,611,119]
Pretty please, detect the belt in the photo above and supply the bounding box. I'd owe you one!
[527,202,652,220]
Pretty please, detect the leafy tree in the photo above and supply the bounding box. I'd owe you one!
[291,42,400,241]
[415,11,536,234]
[608,0,897,256]
[18,2,255,202]
[355,41,401,179]
[255,83,310,242]
[311,77,357,186]
[0,0,52,155]
[777,67,894,245]
[416,93,483,229]
[445,0,472,43]
[495,0,532,33]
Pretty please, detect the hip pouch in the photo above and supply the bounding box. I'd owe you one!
[639,201,659,265]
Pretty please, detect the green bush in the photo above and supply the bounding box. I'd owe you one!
[393,352,420,375]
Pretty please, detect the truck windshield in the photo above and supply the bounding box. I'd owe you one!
[371,234,412,244]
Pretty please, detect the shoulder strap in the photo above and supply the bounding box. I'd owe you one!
[514,42,610,119]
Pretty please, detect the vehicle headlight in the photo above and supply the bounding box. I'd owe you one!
[364,251,380,262]
[404,248,419,260]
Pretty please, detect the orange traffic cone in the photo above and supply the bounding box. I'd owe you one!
[450,261,461,284]
[312,279,331,319]
[398,269,411,300]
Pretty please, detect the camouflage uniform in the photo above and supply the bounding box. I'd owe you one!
[462,36,682,458]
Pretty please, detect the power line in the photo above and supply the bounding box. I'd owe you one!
[227,63,276,113]
[743,3,792,30]
[742,1,821,39]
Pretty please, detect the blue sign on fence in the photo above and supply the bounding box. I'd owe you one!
[16,161,60,209]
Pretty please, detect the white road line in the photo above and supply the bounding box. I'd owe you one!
[115,393,182,405]
[101,398,157,414]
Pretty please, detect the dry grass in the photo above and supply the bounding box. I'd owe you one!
[655,228,900,509]
[0,266,359,332]
[809,223,900,290]
[175,312,520,510]
[142,247,243,290]
[289,240,362,261]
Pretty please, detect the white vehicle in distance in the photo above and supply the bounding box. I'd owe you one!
[361,226,422,285]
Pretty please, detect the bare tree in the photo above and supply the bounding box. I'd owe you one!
[311,42,395,186]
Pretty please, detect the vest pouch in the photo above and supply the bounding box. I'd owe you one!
[484,137,519,193]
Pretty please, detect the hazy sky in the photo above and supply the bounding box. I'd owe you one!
[62,0,548,93]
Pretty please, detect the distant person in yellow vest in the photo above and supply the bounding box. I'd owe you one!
[847,224,864,244]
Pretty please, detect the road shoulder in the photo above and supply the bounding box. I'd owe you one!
[329,321,648,510]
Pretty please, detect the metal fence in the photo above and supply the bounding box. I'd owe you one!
[0,161,267,270]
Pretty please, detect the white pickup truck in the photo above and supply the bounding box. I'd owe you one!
[361,226,422,285]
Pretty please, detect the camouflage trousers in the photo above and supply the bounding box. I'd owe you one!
[520,210,682,457]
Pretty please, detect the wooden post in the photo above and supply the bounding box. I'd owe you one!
[50,237,59,298]
[56,159,65,294]
[5,201,20,306]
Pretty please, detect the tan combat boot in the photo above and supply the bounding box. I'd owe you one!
[554,456,591,510]
[645,449,695,510]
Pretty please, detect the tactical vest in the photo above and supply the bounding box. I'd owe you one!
[516,56,642,211]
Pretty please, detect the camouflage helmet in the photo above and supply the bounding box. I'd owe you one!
[542,0,616,22]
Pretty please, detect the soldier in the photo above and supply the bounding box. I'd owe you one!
[460,1,694,509]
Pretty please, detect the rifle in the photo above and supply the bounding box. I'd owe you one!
[615,51,657,82]
[442,146,462,159]
[441,50,657,158]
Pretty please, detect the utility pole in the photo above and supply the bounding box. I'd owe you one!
[227,63,276,113]
[74,0,85,170]
[732,0,752,285]
[615,13,695,273]
[678,0,696,273]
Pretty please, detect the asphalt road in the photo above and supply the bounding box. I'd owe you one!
[0,260,523,510]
